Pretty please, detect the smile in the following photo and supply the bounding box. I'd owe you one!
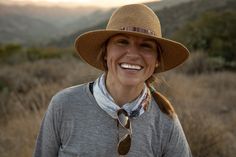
[120,63,143,70]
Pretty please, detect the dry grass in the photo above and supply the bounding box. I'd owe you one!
[0,55,235,157]
[156,71,236,157]
[0,109,44,157]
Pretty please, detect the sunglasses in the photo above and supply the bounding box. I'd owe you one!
[117,109,132,155]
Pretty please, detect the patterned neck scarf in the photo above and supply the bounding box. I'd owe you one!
[93,74,151,119]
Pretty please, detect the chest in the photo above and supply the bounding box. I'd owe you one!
[58,113,163,157]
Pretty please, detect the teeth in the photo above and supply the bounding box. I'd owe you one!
[120,63,142,70]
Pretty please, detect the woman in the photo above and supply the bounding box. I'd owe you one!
[34,4,192,157]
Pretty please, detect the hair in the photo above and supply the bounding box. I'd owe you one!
[146,76,176,119]
[97,40,109,72]
[97,38,176,119]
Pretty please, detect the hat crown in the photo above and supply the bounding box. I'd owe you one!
[107,4,162,37]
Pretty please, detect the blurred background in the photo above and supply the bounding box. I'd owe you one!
[0,0,235,156]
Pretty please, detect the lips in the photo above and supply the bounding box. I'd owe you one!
[119,63,143,70]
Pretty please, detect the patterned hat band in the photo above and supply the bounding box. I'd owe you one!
[120,26,155,36]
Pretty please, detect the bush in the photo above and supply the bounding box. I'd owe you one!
[0,44,23,62]
[177,51,225,74]
[0,78,7,92]
[173,10,236,63]
[0,44,69,64]
[26,47,62,61]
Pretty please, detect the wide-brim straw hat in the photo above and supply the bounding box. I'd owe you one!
[75,4,189,73]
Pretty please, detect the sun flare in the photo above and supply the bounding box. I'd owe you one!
[46,0,92,4]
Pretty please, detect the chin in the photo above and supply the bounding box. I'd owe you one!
[119,77,144,88]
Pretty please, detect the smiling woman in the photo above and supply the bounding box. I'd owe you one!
[33,3,192,157]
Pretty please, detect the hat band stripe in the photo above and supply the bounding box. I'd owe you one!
[120,26,155,36]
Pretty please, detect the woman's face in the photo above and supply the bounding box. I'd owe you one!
[105,34,158,88]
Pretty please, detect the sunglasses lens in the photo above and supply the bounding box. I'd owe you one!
[117,110,130,128]
[118,134,131,155]
[117,109,132,155]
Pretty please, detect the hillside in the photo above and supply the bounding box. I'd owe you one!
[158,0,236,37]
[147,0,193,10]
[0,0,194,46]
[0,4,101,45]
[0,13,61,45]
[65,0,194,35]
[50,0,235,47]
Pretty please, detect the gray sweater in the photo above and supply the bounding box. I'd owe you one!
[33,83,192,157]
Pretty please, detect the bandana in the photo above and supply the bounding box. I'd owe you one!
[93,74,151,119]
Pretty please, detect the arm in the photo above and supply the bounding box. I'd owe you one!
[33,98,62,157]
[162,116,192,157]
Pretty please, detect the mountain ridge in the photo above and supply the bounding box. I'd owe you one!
[50,0,234,47]
[0,4,103,45]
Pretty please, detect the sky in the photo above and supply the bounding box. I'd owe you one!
[0,0,159,8]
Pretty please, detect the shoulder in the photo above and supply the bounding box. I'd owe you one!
[164,114,185,138]
[161,115,191,156]
[153,104,189,153]
[47,83,91,112]
[158,109,189,152]
[51,83,88,104]
[150,94,183,137]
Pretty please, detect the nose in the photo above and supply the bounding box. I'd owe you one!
[125,44,140,58]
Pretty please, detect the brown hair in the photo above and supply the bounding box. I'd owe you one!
[146,76,176,119]
[97,40,109,71]
[97,39,176,118]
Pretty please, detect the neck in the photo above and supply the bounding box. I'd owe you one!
[105,74,144,107]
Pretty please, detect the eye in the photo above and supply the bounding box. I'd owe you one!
[116,38,129,46]
[140,42,156,50]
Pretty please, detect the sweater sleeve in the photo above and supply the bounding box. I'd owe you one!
[162,116,192,157]
[33,97,62,157]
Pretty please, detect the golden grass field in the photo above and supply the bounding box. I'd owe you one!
[0,53,235,157]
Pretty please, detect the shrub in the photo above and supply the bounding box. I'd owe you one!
[173,10,236,63]
[0,79,8,92]
[177,51,225,74]
[0,44,23,63]
[26,47,61,61]
[0,44,77,64]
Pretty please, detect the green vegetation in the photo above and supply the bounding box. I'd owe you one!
[0,79,8,92]
[177,52,226,74]
[0,43,22,59]
[0,44,76,64]
[26,47,62,61]
[173,10,236,69]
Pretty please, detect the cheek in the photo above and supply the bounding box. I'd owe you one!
[144,54,158,68]
[106,48,118,68]
[106,45,124,62]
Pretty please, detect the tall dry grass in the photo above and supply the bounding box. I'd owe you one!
[0,57,101,157]
[0,109,43,157]
[0,53,235,157]
[162,71,236,157]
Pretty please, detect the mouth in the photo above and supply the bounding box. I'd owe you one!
[119,63,143,71]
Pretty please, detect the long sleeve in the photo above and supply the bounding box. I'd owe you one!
[162,116,192,157]
[33,98,62,157]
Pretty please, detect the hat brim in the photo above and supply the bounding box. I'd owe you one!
[75,29,189,73]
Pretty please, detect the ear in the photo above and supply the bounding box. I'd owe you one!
[104,55,107,61]
[155,60,159,68]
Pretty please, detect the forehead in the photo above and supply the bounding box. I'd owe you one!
[109,33,157,43]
